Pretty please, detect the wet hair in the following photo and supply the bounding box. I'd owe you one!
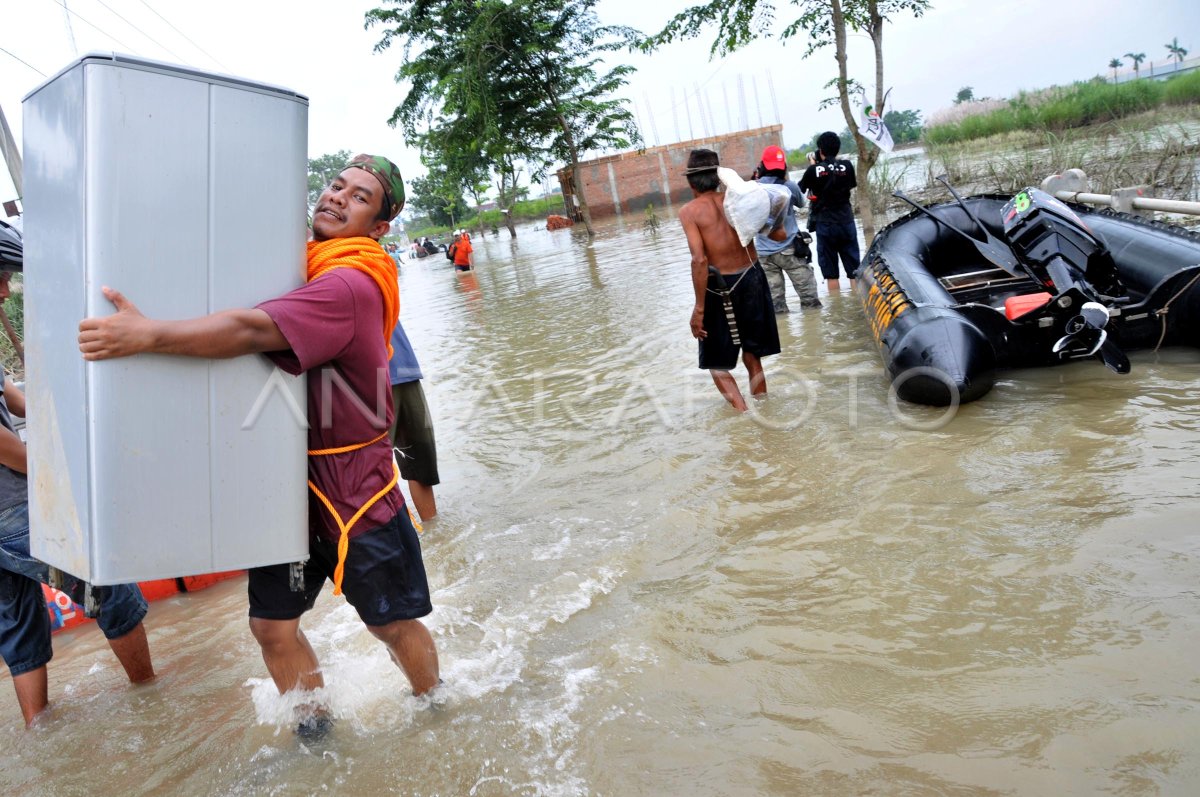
[759,163,788,180]
[817,131,841,158]
[685,148,720,193]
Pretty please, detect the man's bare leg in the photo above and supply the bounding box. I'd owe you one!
[249,617,324,694]
[744,353,767,396]
[107,621,155,683]
[826,278,841,293]
[367,619,440,695]
[13,666,48,726]
[850,278,858,291]
[407,480,437,522]
[709,370,748,412]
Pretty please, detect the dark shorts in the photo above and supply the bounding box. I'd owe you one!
[248,509,433,627]
[815,220,862,280]
[454,265,471,272]
[390,381,440,487]
[698,262,782,371]
[0,502,148,676]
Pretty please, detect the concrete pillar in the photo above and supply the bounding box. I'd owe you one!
[657,151,671,206]
[607,161,622,216]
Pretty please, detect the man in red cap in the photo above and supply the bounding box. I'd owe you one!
[754,145,819,312]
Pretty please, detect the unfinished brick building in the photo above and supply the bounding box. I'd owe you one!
[555,124,784,219]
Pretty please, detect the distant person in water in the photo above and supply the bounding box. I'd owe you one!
[678,149,782,412]
[799,131,860,293]
[451,231,473,272]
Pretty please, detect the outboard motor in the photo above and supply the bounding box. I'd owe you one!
[1002,189,1129,372]
[1001,188,1123,298]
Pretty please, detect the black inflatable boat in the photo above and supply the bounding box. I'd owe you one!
[857,186,1200,405]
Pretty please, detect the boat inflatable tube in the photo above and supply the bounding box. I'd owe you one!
[858,192,1200,405]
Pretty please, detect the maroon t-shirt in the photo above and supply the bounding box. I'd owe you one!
[257,269,403,541]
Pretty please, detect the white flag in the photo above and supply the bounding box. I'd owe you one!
[858,105,894,153]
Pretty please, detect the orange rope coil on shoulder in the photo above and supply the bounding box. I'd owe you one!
[306,237,400,357]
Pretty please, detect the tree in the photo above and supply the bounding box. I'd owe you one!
[1165,37,1188,65]
[414,122,493,236]
[1108,57,1122,81]
[408,172,467,228]
[882,108,921,144]
[645,0,930,246]
[367,0,641,239]
[307,150,353,212]
[1125,51,1146,79]
[953,86,974,105]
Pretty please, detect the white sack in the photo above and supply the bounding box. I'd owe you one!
[717,167,792,247]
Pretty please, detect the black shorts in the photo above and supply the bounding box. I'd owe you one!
[390,381,440,486]
[698,262,782,371]
[248,510,433,626]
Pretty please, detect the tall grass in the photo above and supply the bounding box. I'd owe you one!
[921,112,1199,205]
[1163,70,1200,106]
[923,73,1195,145]
[0,278,24,381]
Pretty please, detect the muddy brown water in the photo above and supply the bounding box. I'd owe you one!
[3,215,1199,795]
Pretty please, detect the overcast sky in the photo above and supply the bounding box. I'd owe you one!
[2,0,1196,208]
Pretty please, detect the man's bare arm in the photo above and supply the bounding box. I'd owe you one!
[0,426,25,473]
[3,377,25,418]
[79,287,290,361]
[679,208,710,340]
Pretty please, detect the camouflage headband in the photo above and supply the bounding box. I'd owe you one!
[344,154,406,221]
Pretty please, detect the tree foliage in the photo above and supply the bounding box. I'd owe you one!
[307,150,353,210]
[953,86,974,105]
[643,0,930,245]
[1165,37,1187,64]
[366,0,641,238]
[409,171,469,228]
[882,108,921,144]
[1125,51,1146,78]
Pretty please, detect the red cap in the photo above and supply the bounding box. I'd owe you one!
[761,145,787,171]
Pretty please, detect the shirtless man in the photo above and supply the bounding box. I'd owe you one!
[678,149,782,412]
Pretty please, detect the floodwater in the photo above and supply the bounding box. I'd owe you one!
[4,213,1200,796]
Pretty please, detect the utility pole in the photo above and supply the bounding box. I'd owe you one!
[722,83,733,135]
[0,104,22,200]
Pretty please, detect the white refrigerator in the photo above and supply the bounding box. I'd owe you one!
[22,53,310,584]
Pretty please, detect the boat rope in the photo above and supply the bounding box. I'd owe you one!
[307,430,399,596]
[1153,268,1200,352]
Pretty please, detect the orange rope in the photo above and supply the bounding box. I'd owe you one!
[302,237,402,594]
[307,432,396,596]
[307,430,389,457]
[307,462,399,596]
[306,237,400,357]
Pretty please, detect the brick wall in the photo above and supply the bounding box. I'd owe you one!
[556,125,785,219]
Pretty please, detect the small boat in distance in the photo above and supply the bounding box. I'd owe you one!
[857,185,1200,405]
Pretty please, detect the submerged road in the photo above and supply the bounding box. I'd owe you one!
[5,214,1200,795]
